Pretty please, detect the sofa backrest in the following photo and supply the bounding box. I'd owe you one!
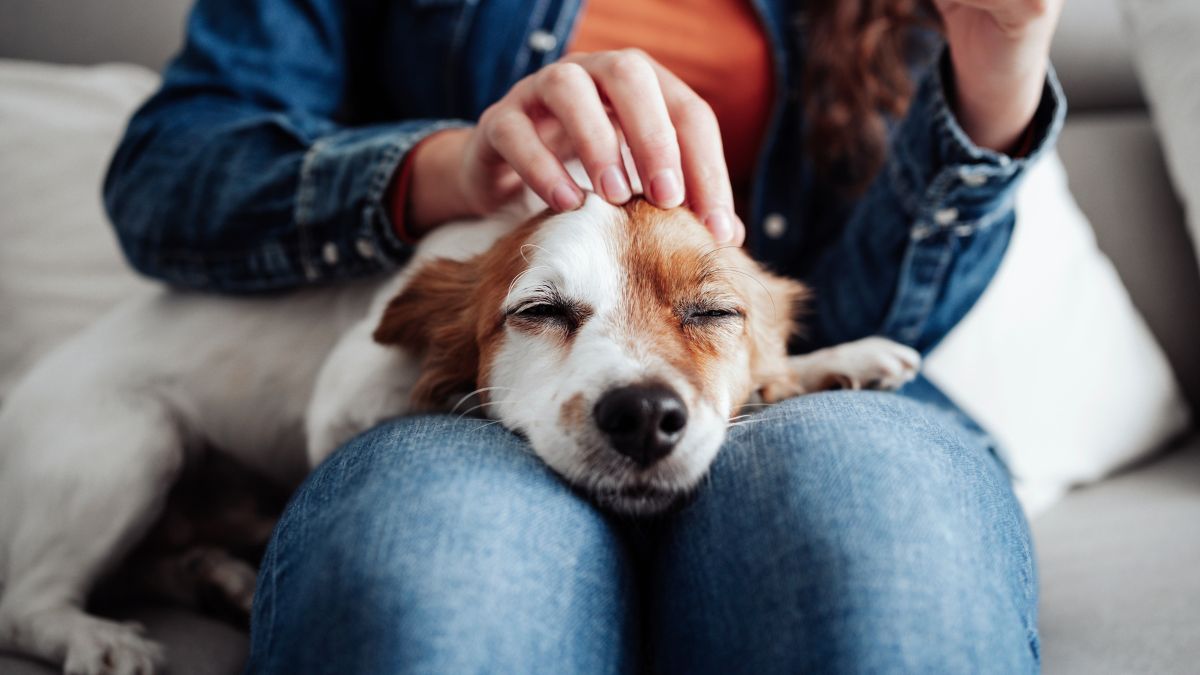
[1051,1,1200,413]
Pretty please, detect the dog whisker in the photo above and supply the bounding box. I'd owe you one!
[455,398,520,420]
[468,418,508,433]
[449,386,516,415]
[727,411,794,430]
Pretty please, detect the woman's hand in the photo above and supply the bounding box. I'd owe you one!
[407,49,744,244]
[935,0,1065,152]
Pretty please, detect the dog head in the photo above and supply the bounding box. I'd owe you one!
[374,195,806,513]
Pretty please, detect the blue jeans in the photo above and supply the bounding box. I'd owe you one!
[247,380,1038,673]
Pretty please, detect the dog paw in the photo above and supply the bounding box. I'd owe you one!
[796,336,921,392]
[63,617,164,675]
[184,546,258,616]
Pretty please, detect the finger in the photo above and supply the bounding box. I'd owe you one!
[648,62,743,244]
[535,62,632,204]
[532,116,576,161]
[588,50,685,208]
[479,103,584,211]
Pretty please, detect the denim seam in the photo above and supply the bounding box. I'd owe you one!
[508,0,552,83]
[257,527,281,671]
[881,230,957,344]
[548,0,581,57]
[362,138,405,261]
[252,461,328,672]
[745,0,794,234]
[295,137,327,281]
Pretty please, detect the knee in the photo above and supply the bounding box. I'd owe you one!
[707,392,1033,581]
[270,415,620,588]
[251,416,634,672]
[653,392,1037,672]
[742,391,1030,589]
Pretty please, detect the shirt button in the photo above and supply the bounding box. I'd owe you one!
[355,238,376,259]
[763,213,787,239]
[528,30,558,53]
[322,242,340,266]
[960,171,987,188]
[934,208,959,226]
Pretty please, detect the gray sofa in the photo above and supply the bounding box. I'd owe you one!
[1,0,1197,673]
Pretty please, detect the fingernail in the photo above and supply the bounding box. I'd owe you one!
[551,182,583,211]
[705,210,734,243]
[649,170,683,207]
[599,165,632,203]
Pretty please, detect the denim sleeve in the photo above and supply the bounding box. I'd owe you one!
[803,50,1066,354]
[103,0,468,292]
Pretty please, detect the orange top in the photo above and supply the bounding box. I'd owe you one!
[567,0,774,193]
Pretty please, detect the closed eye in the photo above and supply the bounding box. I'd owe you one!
[513,302,568,319]
[691,308,739,319]
[506,296,590,333]
[683,305,744,325]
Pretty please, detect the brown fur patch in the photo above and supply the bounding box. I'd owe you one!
[558,392,588,431]
[615,200,808,410]
[373,216,551,409]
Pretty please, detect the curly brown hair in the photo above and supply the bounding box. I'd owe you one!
[804,0,938,191]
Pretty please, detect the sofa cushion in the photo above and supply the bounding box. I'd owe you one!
[0,59,158,403]
[1033,436,1200,675]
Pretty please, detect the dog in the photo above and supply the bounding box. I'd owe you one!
[0,193,919,673]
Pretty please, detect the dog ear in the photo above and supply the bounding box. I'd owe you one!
[373,258,481,409]
[738,261,809,402]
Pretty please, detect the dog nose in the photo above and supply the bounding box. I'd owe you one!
[593,384,688,466]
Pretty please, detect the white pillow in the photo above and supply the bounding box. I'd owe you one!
[1119,1,1200,264]
[0,60,158,401]
[925,153,1191,516]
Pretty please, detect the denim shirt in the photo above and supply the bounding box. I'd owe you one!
[103,0,1065,354]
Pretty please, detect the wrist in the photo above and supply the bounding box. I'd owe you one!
[403,127,477,237]
[949,49,1047,154]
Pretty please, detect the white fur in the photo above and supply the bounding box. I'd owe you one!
[0,194,919,673]
[0,211,520,673]
[306,216,518,465]
[490,197,730,509]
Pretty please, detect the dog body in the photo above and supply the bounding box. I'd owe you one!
[0,195,918,673]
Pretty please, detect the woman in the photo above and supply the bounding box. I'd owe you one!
[105,0,1065,671]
